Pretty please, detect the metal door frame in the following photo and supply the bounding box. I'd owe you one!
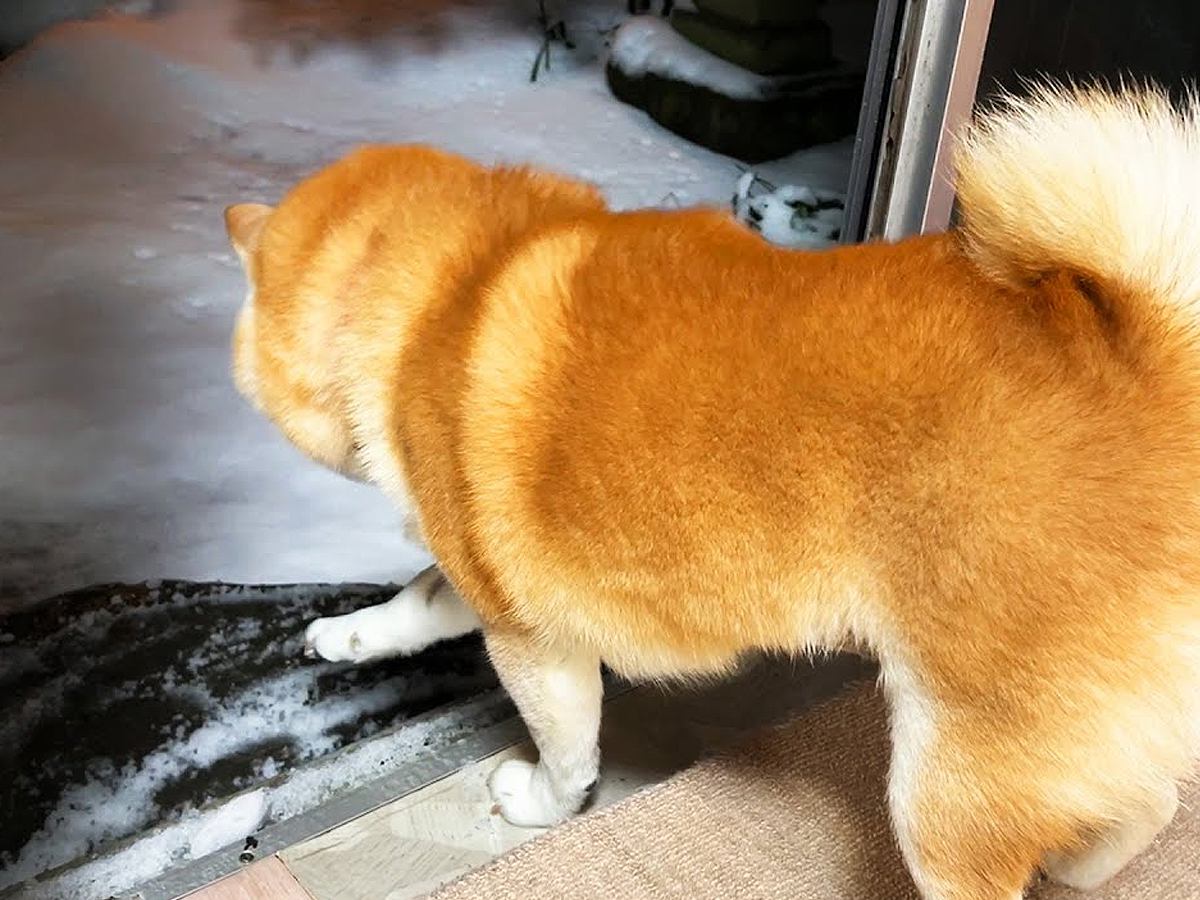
[846,0,996,242]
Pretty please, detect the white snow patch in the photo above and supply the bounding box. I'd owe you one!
[733,171,845,248]
[2,668,413,889]
[609,15,791,100]
[14,693,505,900]
[187,789,265,860]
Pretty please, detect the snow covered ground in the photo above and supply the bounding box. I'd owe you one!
[0,0,859,895]
[0,0,854,615]
[0,580,506,900]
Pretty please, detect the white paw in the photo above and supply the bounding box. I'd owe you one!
[488,760,572,828]
[1043,850,1112,892]
[302,572,480,665]
[304,613,376,664]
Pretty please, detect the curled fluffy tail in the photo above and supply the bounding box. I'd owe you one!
[955,83,1200,328]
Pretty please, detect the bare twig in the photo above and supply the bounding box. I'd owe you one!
[530,0,575,82]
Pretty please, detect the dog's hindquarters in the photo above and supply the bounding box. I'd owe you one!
[877,84,1200,897]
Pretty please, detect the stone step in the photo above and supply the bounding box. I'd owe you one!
[671,8,832,75]
[606,60,863,163]
[693,0,823,28]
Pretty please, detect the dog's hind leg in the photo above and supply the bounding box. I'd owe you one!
[885,671,1049,900]
[1042,781,1179,890]
[485,628,603,828]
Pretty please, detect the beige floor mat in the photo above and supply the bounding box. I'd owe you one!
[431,682,1199,899]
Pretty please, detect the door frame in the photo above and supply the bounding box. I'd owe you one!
[845,0,995,242]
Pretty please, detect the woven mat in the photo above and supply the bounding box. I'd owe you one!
[432,681,1199,899]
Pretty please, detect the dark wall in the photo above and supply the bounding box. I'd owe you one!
[976,0,1200,101]
[1,1,111,58]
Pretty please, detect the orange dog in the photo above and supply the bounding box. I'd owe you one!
[225,85,1200,899]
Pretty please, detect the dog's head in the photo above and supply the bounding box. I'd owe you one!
[224,201,369,482]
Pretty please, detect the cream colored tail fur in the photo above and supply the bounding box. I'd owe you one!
[956,83,1200,324]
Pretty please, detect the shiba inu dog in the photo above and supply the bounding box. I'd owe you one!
[225,85,1200,899]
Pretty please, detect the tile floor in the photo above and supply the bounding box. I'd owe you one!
[185,655,868,900]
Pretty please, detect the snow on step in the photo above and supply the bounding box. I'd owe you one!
[608,15,795,101]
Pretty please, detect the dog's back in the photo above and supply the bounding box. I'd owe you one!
[227,86,1200,900]
[405,89,1200,898]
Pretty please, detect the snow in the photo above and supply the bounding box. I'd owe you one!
[609,15,788,100]
[4,651,409,886]
[0,580,502,895]
[0,0,853,615]
[16,689,513,900]
[732,171,846,248]
[186,789,265,860]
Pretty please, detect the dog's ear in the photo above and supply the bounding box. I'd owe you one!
[223,203,273,264]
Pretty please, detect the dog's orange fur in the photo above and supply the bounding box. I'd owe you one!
[226,87,1200,899]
